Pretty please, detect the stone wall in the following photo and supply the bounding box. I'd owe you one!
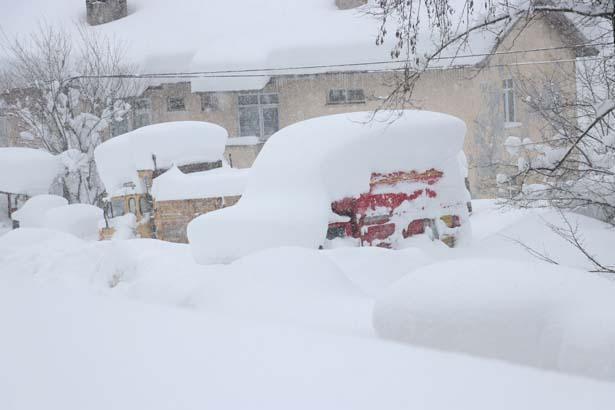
[154,195,241,243]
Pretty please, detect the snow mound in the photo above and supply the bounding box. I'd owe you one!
[151,166,249,201]
[191,247,370,332]
[324,246,433,297]
[0,148,63,195]
[373,258,615,381]
[11,195,68,228]
[94,121,228,196]
[188,110,467,264]
[43,204,103,241]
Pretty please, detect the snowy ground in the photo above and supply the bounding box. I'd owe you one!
[1,200,615,409]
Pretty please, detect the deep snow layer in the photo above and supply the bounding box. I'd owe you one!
[1,201,615,409]
[0,0,503,92]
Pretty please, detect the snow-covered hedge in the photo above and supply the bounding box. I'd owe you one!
[373,258,615,381]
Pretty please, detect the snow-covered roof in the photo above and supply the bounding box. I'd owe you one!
[0,148,63,196]
[1,0,505,92]
[94,121,228,197]
[188,110,468,264]
[151,166,249,202]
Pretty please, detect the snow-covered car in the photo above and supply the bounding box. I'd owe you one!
[188,110,471,264]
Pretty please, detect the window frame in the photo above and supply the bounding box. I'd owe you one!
[237,92,279,139]
[502,79,516,123]
[327,88,366,105]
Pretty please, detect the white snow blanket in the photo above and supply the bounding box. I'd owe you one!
[94,121,228,197]
[0,148,63,195]
[0,1,504,92]
[188,110,468,264]
[12,195,68,228]
[151,166,249,201]
[373,258,615,381]
[43,204,103,241]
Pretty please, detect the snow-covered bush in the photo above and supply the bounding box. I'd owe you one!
[373,258,615,381]
[12,195,68,228]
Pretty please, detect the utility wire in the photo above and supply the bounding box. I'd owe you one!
[68,42,612,81]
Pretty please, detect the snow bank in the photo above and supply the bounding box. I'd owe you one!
[373,258,615,381]
[0,148,63,195]
[11,195,68,228]
[188,110,468,264]
[94,121,228,196]
[151,166,249,201]
[43,204,103,241]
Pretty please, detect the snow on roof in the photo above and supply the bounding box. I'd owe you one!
[188,110,468,264]
[151,166,249,202]
[1,0,503,92]
[94,121,228,197]
[0,148,63,196]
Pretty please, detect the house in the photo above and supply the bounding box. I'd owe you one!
[0,0,598,197]
[94,121,246,242]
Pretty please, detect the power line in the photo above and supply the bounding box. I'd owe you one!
[69,42,611,81]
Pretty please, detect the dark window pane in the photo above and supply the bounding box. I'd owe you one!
[239,106,261,137]
[201,94,219,111]
[140,197,152,214]
[111,198,124,217]
[134,98,151,110]
[128,198,137,214]
[347,89,365,103]
[328,89,347,104]
[238,94,259,105]
[168,97,186,111]
[260,94,279,104]
[262,107,279,137]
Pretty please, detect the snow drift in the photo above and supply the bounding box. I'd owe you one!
[373,258,615,381]
[188,110,469,264]
[151,166,249,201]
[12,195,68,228]
[0,148,63,195]
[94,121,228,196]
[43,204,103,241]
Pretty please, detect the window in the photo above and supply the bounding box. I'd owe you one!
[327,88,366,105]
[200,93,219,112]
[502,79,516,123]
[128,197,137,215]
[167,96,186,112]
[238,93,279,139]
[111,198,125,217]
[0,116,8,146]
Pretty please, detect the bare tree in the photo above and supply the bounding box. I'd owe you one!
[371,0,615,268]
[0,24,135,205]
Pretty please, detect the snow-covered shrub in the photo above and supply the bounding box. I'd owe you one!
[11,195,68,228]
[373,258,615,381]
